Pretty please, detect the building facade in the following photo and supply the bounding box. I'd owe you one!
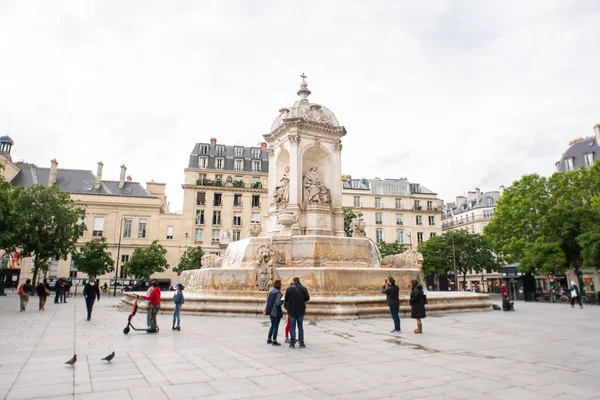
[180,138,269,256]
[342,178,443,247]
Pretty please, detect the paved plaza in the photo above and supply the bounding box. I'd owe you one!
[0,292,599,400]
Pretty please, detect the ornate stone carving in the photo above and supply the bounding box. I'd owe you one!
[221,228,232,244]
[247,223,262,238]
[303,166,330,204]
[333,141,343,152]
[277,211,298,228]
[381,249,424,269]
[351,218,366,238]
[273,166,290,208]
[288,134,301,144]
[267,148,275,157]
[254,245,279,291]
[224,175,233,187]
[201,254,223,268]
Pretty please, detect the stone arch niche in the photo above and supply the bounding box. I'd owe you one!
[300,145,335,235]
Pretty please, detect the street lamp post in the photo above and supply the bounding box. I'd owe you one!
[113,217,124,298]
[451,235,457,291]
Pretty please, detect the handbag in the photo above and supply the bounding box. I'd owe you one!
[45,288,50,296]
[571,289,577,297]
[17,284,24,295]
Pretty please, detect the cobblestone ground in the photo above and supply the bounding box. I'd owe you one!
[0,292,599,400]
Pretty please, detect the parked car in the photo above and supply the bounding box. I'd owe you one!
[123,279,172,292]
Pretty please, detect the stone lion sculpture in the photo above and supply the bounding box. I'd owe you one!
[201,254,223,268]
[254,245,280,291]
[381,249,424,269]
[351,218,366,238]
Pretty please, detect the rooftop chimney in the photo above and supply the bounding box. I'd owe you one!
[94,162,103,189]
[499,185,505,195]
[119,164,127,189]
[594,123,600,144]
[210,137,217,145]
[127,175,132,182]
[475,188,481,202]
[260,142,267,149]
[48,159,58,186]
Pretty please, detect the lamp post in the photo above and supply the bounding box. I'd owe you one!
[113,217,124,297]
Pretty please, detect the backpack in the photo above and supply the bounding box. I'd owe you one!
[17,284,24,295]
[265,291,277,315]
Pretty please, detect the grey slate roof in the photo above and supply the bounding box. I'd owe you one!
[441,190,500,219]
[555,136,598,172]
[342,178,437,195]
[10,162,154,198]
[188,142,269,173]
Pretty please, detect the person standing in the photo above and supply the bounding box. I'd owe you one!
[266,280,283,346]
[284,281,293,343]
[19,279,33,311]
[284,277,310,348]
[570,281,583,309]
[54,278,64,304]
[141,280,161,333]
[172,283,184,331]
[36,278,50,311]
[83,277,100,321]
[501,283,511,311]
[382,276,400,333]
[409,280,426,334]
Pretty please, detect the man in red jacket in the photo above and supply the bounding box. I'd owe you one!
[140,280,161,333]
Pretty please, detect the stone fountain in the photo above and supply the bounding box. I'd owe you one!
[122,76,491,318]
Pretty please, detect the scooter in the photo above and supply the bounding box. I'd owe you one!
[123,295,159,334]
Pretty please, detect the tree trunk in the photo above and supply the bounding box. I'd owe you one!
[31,254,39,288]
[462,273,467,292]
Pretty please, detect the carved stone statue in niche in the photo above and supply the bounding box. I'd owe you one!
[254,244,278,291]
[303,166,330,204]
[273,166,290,208]
[224,175,233,187]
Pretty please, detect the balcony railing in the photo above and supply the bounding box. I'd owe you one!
[195,180,264,189]
[442,214,494,228]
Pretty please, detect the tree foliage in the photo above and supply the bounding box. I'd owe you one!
[71,238,115,278]
[377,241,407,258]
[419,230,498,288]
[0,172,21,252]
[173,246,204,275]
[122,240,169,280]
[343,207,363,237]
[10,185,86,285]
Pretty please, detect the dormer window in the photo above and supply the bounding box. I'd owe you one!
[251,148,261,158]
[216,145,225,156]
[585,153,594,167]
[565,157,574,171]
[234,147,244,157]
[198,157,207,169]
[252,160,261,172]
[216,158,224,170]
[234,159,243,171]
[351,180,360,189]
[200,144,209,155]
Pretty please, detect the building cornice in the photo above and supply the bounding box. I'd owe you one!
[263,118,347,144]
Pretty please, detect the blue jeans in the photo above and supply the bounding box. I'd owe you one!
[389,305,400,331]
[268,315,281,341]
[290,315,305,344]
[173,303,182,327]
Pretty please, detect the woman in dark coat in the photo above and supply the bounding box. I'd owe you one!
[409,279,426,334]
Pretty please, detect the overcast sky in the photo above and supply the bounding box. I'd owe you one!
[1,0,599,212]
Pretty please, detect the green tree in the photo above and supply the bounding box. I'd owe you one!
[343,208,363,237]
[173,246,204,275]
[11,185,85,285]
[71,238,115,278]
[377,241,407,258]
[0,172,20,252]
[418,235,453,277]
[122,240,169,280]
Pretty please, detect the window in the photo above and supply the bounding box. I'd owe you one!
[253,177,262,188]
[376,229,384,243]
[119,255,129,278]
[565,158,574,171]
[396,214,403,226]
[251,148,261,158]
[194,229,203,241]
[198,157,208,169]
[417,232,424,243]
[234,194,243,207]
[166,226,174,240]
[416,216,423,225]
[252,160,261,172]
[200,144,209,155]
[216,145,225,156]
[465,214,469,222]
[396,230,404,244]
[233,230,241,241]
[483,210,494,219]
[414,200,421,210]
[353,196,361,207]
[375,213,383,225]
[196,210,205,225]
[251,212,260,223]
[123,218,132,238]
[138,219,147,238]
[234,147,243,157]
[427,201,433,211]
[351,180,360,189]
[375,197,382,208]
[585,153,594,167]
[213,193,222,206]
[233,211,242,226]
[430,232,436,238]
[92,217,104,237]
[234,159,243,171]
[212,229,220,243]
[215,174,223,183]
[252,195,260,208]
[196,192,206,205]
[395,198,402,210]
[212,211,221,225]
[197,173,206,185]
[484,197,493,207]
[216,158,224,169]
[428,216,435,225]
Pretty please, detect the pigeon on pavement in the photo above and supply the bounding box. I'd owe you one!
[65,354,77,366]
[101,351,115,362]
